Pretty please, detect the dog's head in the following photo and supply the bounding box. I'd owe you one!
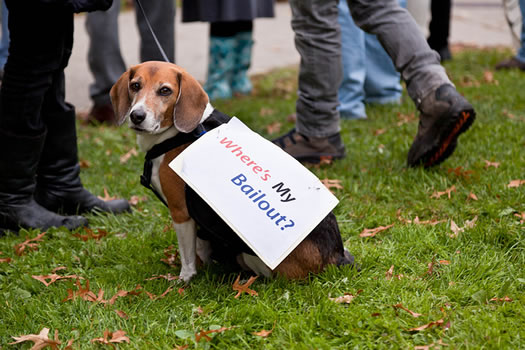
[110,61,209,134]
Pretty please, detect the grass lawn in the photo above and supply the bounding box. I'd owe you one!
[1,48,524,349]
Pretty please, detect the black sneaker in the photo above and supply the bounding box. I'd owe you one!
[495,57,525,71]
[407,84,475,168]
[272,128,346,164]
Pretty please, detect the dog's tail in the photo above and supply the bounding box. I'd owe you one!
[337,248,360,271]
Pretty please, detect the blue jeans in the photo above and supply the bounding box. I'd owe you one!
[338,0,406,119]
[290,0,449,138]
[517,0,525,63]
[0,0,9,70]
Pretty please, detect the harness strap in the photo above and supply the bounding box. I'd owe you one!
[140,110,230,208]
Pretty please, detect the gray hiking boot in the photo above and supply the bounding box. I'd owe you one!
[407,84,475,168]
[272,128,346,164]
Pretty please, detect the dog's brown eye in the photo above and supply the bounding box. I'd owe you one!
[159,87,172,96]
[130,82,141,92]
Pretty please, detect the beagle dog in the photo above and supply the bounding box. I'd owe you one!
[110,61,355,282]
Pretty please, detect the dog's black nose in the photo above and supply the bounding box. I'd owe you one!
[130,109,146,125]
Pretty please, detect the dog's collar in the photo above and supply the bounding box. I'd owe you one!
[140,109,231,207]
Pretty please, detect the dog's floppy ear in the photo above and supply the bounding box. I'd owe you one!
[173,71,209,133]
[110,68,134,126]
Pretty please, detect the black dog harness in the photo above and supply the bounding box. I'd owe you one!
[140,109,231,207]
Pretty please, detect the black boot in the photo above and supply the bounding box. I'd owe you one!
[34,105,131,215]
[0,129,88,234]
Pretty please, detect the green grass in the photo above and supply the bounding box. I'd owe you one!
[1,48,524,349]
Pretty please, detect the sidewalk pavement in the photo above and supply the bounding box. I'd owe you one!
[65,0,516,111]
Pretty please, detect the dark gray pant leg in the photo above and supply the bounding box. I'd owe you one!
[135,0,175,63]
[289,0,342,138]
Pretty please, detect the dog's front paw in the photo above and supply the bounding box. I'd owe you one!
[179,266,197,283]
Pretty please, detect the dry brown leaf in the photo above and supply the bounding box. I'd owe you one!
[64,338,75,350]
[425,260,436,276]
[115,310,129,319]
[128,195,147,206]
[14,232,46,256]
[483,160,500,168]
[359,224,394,238]
[392,303,422,318]
[407,319,445,332]
[265,121,282,135]
[79,159,91,169]
[233,274,258,298]
[91,329,130,346]
[259,107,274,117]
[51,266,67,273]
[174,345,189,350]
[329,290,363,304]
[9,327,61,349]
[32,274,83,287]
[161,245,179,267]
[321,178,344,193]
[449,216,477,238]
[489,296,513,302]
[195,327,233,342]
[515,212,525,224]
[62,279,105,303]
[73,227,108,241]
[252,328,273,338]
[508,179,525,188]
[0,251,11,263]
[397,212,445,226]
[286,113,297,123]
[414,339,449,350]
[145,274,179,281]
[438,260,450,265]
[108,285,142,305]
[120,147,138,164]
[373,128,386,136]
[385,265,394,280]
[396,112,415,126]
[483,70,498,84]
[468,192,478,201]
[97,187,118,201]
[145,286,173,301]
[430,185,456,199]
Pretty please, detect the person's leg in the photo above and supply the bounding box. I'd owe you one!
[231,21,254,95]
[204,22,237,100]
[338,0,367,120]
[85,1,124,123]
[362,0,405,105]
[496,0,525,70]
[349,0,475,167]
[0,1,87,233]
[135,0,175,62]
[0,0,9,75]
[427,0,452,61]
[273,0,345,164]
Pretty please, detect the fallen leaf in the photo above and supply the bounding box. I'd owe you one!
[286,113,297,123]
[145,286,173,300]
[321,178,343,193]
[329,290,363,304]
[507,179,525,188]
[91,329,130,345]
[407,319,445,332]
[438,260,450,265]
[73,227,108,241]
[174,345,189,350]
[265,121,282,135]
[259,107,274,117]
[392,303,422,318]
[449,216,477,238]
[396,112,415,126]
[232,274,258,298]
[128,195,147,206]
[51,266,67,273]
[252,328,273,338]
[373,128,386,136]
[120,147,138,164]
[115,310,129,319]
[32,274,83,287]
[483,160,500,168]
[195,327,233,342]
[64,338,75,350]
[359,224,394,238]
[0,251,11,263]
[430,185,456,199]
[414,339,449,349]
[385,265,394,280]
[79,159,91,169]
[14,232,46,256]
[145,274,179,281]
[161,245,179,268]
[108,285,142,305]
[468,192,478,201]
[489,296,513,302]
[515,212,525,224]
[397,212,445,226]
[62,279,105,303]
[97,187,118,201]
[483,70,497,84]
[425,260,436,276]
[9,327,61,349]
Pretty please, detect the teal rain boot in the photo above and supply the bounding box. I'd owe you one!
[204,36,236,100]
[232,31,254,95]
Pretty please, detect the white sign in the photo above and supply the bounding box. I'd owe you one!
[169,117,338,269]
